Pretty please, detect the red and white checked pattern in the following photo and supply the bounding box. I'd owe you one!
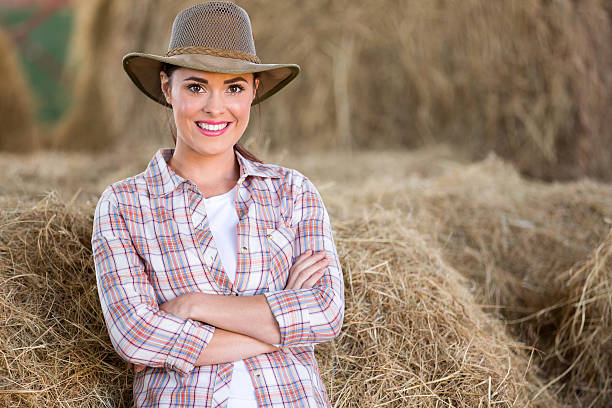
[92,148,344,407]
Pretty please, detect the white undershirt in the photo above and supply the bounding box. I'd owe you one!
[203,186,258,407]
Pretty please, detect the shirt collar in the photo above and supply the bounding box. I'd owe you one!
[145,147,282,198]
[235,148,283,180]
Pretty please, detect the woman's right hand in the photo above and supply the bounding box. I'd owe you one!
[285,250,329,290]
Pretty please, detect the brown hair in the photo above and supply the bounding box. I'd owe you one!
[161,63,263,163]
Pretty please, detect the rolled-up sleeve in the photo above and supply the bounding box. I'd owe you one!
[92,188,215,375]
[264,176,344,347]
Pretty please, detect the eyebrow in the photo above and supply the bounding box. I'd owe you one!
[183,76,249,84]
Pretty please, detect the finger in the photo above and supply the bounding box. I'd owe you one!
[295,249,313,262]
[291,249,315,269]
[301,269,324,289]
[134,364,146,373]
[287,254,325,289]
[292,250,326,271]
[293,259,329,289]
[286,264,306,289]
[287,252,327,290]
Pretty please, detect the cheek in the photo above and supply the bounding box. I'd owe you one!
[229,99,252,125]
[173,98,199,123]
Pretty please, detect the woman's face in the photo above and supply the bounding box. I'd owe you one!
[160,67,258,159]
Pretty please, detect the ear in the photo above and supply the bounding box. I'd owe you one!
[253,77,260,98]
[160,71,172,105]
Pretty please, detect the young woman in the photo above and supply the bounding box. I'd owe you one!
[91,2,344,407]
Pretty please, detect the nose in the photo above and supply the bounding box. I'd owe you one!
[204,89,225,116]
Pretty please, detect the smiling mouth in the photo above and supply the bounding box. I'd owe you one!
[196,121,230,131]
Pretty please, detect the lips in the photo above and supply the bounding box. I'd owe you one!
[195,120,231,137]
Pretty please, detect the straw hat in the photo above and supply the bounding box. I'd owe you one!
[122,1,300,106]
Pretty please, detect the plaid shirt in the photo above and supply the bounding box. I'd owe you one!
[92,148,344,407]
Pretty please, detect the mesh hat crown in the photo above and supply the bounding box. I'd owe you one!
[123,1,299,106]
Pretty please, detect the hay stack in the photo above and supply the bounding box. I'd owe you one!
[0,194,130,406]
[315,208,559,406]
[404,157,612,406]
[0,28,38,152]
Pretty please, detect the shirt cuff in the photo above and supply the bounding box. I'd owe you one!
[166,319,215,375]
[264,289,311,347]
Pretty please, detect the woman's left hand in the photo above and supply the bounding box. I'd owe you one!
[159,292,201,320]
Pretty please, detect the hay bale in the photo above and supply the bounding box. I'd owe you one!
[283,150,611,406]
[315,208,559,406]
[0,193,130,406]
[405,156,612,406]
[0,28,38,153]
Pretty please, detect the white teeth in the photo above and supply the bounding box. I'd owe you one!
[197,122,228,131]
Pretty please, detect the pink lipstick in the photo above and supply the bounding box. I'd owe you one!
[195,120,231,137]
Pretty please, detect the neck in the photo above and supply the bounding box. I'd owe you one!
[168,144,240,198]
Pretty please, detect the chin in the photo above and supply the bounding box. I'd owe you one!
[193,143,235,157]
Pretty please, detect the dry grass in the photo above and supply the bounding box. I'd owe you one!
[315,208,557,407]
[0,28,38,153]
[0,193,131,407]
[551,230,612,405]
[1,148,611,406]
[394,157,612,407]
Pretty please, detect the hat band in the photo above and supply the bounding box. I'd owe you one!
[166,46,261,64]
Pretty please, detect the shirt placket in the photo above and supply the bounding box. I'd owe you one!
[185,185,233,294]
[233,176,252,295]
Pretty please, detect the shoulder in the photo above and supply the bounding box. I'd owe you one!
[260,164,328,214]
[95,172,149,213]
[237,149,314,192]
[252,161,316,195]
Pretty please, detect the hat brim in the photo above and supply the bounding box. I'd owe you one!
[123,52,300,106]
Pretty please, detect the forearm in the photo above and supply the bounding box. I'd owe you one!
[195,327,278,365]
[190,294,281,344]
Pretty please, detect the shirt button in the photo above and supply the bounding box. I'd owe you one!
[240,246,248,254]
[253,369,262,378]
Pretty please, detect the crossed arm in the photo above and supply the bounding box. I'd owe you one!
[142,250,330,368]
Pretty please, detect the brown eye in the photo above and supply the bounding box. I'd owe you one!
[227,84,244,94]
[187,84,204,93]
